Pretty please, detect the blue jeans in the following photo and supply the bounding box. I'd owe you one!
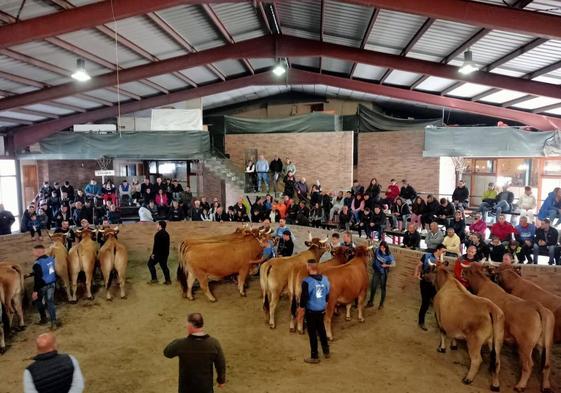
[35,283,56,322]
[257,172,269,192]
[368,270,387,306]
[495,200,511,218]
[533,244,558,265]
[547,209,561,225]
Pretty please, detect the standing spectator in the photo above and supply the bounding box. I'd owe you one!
[517,186,537,223]
[310,185,321,207]
[284,158,296,176]
[515,216,536,264]
[182,186,193,219]
[52,182,62,198]
[403,224,421,249]
[450,211,466,244]
[245,160,256,193]
[399,180,417,204]
[23,333,84,393]
[421,195,439,230]
[410,196,426,229]
[283,171,296,199]
[255,154,270,193]
[310,203,324,228]
[415,244,446,330]
[118,180,131,206]
[83,179,101,200]
[469,212,487,237]
[537,187,561,225]
[490,214,515,243]
[164,313,226,393]
[0,203,15,235]
[148,221,171,284]
[320,191,332,223]
[384,179,400,204]
[295,178,309,202]
[451,180,470,212]
[277,230,294,257]
[351,180,364,196]
[328,192,344,222]
[297,258,330,364]
[533,219,559,265]
[31,245,60,328]
[61,180,75,201]
[295,201,310,227]
[365,178,381,203]
[442,227,461,257]
[425,222,444,252]
[367,241,395,309]
[270,155,283,194]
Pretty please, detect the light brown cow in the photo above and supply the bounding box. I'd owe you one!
[497,265,561,343]
[465,263,554,392]
[0,262,25,354]
[98,227,128,301]
[260,235,329,330]
[47,233,71,301]
[68,227,98,302]
[177,230,268,302]
[433,267,504,391]
[322,245,370,340]
[289,246,348,333]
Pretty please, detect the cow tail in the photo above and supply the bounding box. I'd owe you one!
[536,304,554,374]
[176,242,188,294]
[260,261,272,313]
[488,305,504,374]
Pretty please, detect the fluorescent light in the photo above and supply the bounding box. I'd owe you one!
[458,49,479,75]
[272,62,286,76]
[71,58,91,82]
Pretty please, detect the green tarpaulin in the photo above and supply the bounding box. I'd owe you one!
[17,131,210,160]
[224,112,341,134]
[358,104,442,132]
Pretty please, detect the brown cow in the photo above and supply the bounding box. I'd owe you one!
[433,267,504,391]
[497,265,561,343]
[465,263,554,392]
[289,246,348,333]
[260,235,329,330]
[322,245,370,340]
[98,227,128,301]
[68,227,98,302]
[0,262,25,354]
[47,233,71,301]
[177,230,269,302]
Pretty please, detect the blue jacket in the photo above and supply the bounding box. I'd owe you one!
[538,191,561,220]
[26,218,41,231]
[515,223,536,243]
[255,160,269,173]
[303,275,330,311]
[84,183,101,196]
[372,248,396,275]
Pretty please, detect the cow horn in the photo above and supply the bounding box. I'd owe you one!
[98,229,105,233]
[113,226,119,231]
[48,231,53,239]
[308,232,312,241]
[319,236,328,244]
[367,245,374,250]
[75,229,82,234]
[266,228,273,235]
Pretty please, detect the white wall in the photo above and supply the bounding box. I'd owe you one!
[439,157,456,199]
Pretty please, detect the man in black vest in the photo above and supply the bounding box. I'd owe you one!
[23,332,84,393]
[148,220,171,284]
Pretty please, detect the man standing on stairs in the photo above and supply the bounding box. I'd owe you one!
[270,155,283,195]
[255,154,270,193]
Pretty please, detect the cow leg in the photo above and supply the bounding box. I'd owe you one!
[198,274,216,302]
[463,337,483,386]
[325,300,336,341]
[514,344,533,392]
[70,268,79,303]
[268,289,280,329]
[437,332,447,353]
[12,296,25,330]
[186,269,196,300]
[537,346,552,393]
[345,304,352,321]
[488,339,501,392]
[84,262,95,300]
[237,267,249,297]
[450,339,458,350]
[100,261,113,301]
[357,291,367,322]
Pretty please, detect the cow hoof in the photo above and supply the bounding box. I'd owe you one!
[87,296,94,301]
[121,295,127,300]
[15,325,26,332]
[462,378,472,385]
[209,298,217,303]
[328,337,334,342]
[437,347,446,353]
[70,300,78,304]
[269,325,276,330]
[541,389,553,393]
[450,345,458,350]
[240,292,247,297]
[0,347,6,355]
[491,385,500,392]
[289,327,296,333]
[298,330,305,335]
[514,387,525,393]
[345,317,351,321]
[187,296,194,301]
[358,318,365,323]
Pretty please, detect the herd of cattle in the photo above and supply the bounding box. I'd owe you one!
[1,223,561,392]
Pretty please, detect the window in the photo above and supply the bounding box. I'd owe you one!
[474,159,495,174]
[0,160,19,232]
[544,160,561,176]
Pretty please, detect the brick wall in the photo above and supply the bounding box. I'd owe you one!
[36,160,101,190]
[356,130,440,194]
[225,131,354,193]
[200,165,224,205]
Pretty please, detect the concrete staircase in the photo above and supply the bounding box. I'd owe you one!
[204,155,245,190]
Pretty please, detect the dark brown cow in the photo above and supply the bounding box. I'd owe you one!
[465,263,553,392]
[433,267,504,391]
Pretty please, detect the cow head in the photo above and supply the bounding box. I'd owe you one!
[48,232,66,244]
[97,226,119,240]
[354,244,374,259]
[495,264,521,291]
[75,227,95,241]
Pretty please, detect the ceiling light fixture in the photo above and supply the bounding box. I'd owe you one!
[458,49,479,75]
[272,61,287,77]
[71,58,91,82]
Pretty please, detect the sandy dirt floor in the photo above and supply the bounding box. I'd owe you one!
[0,222,559,393]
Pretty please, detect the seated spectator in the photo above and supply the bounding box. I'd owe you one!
[283,172,296,199]
[450,211,466,244]
[421,194,439,230]
[143,188,154,206]
[479,183,498,221]
[351,179,364,196]
[146,200,158,220]
[131,179,141,205]
[370,205,386,241]
[490,214,515,244]
[295,177,309,202]
[537,187,561,226]
[54,220,75,249]
[118,180,131,206]
[74,189,86,204]
[363,193,373,212]
[84,178,101,200]
[488,235,506,262]
[263,194,273,214]
[451,180,469,212]
[403,223,421,250]
[515,216,535,264]
[343,191,353,208]
[399,180,417,204]
[329,233,340,249]
[201,209,212,222]
[494,185,514,219]
[358,206,373,238]
[139,205,154,222]
[107,204,121,224]
[533,218,559,265]
[61,180,75,201]
[350,193,365,224]
[234,208,249,222]
[169,179,184,202]
[469,212,487,237]
[454,245,477,289]
[436,198,455,227]
[38,203,52,230]
[226,207,236,222]
[310,203,324,228]
[72,201,87,225]
[464,232,489,261]
[155,189,169,217]
[191,200,203,221]
[310,185,321,207]
[365,178,381,203]
[200,197,210,212]
[338,205,352,231]
[389,197,410,230]
[272,199,287,222]
[27,213,42,241]
[251,198,266,223]
[154,176,167,194]
[48,190,61,216]
[442,227,461,257]
[506,240,521,263]
[295,201,310,226]
[212,207,228,222]
[277,230,294,257]
[39,181,52,201]
[328,192,344,223]
[384,179,400,205]
[425,222,444,252]
[410,196,426,229]
[517,186,537,223]
[287,201,298,225]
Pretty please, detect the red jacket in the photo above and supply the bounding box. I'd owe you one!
[454,257,473,288]
[469,219,487,236]
[386,184,400,202]
[490,222,515,242]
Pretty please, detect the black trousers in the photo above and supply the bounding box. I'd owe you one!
[148,255,170,282]
[418,279,436,325]
[305,311,329,359]
[518,242,533,264]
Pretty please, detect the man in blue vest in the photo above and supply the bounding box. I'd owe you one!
[31,245,60,330]
[414,244,446,331]
[23,332,84,393]
[249,237,276,276]
[297,258,330,364]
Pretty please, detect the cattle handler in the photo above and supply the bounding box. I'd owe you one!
[31,245,61,330]
[414,244,446,331]
[297,258,330,364]
[148,220,171,285]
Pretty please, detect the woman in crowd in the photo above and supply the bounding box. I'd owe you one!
[155,188,169,217]
[102,180,117,206]
[310,185,321,207]
[245,159,256,193]
[131,179,142,205]
[451,210,466,245]
[329,191,344,222]
[283,171,296,199]
[338,205,352,231]
[421,194,439,230]
[469,212,487,237]
[410,196,426,229]
[367,241,395,309]
[284,158,296,176]
[365,178,381,203]
[390,197,410,231]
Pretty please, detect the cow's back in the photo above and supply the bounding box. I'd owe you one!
[324,258,368,303]
[511,279,561,313]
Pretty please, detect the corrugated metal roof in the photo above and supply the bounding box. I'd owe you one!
[146,74,189,91]
[210,3,265,42]
[471,0,561,16]
[291,57,321,69]
[410,20,480,59]
[0,78,28,92]
[500,40,561,74]
[203,85,290,109]
[0,55,66,86]
[535,73,561,84]
[545,107,561,116]
[353,64,386,81]
[322,58,353,74]
[513,96,561,110]
[248,58,276,71]
[117,81,160,97]
[25,104,75,115]
[54,96,103,109]
[367,10,427,53]
[446,83,492,98]
[479,89,528,104]
[276,0,320,40]
[0,0,57,20]
[323,0,372,48]
[156,6,225,51]
[0,110,44,121]
[180,66,220,84]
[85,89,121,103]
[383,70,422,86]
[213,59,246,76]
[414,76,456,92]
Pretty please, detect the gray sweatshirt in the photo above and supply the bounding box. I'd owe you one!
[425,230,444,250]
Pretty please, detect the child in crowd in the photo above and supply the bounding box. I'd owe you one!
[488,235,506,263]
[27,213,42,241]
